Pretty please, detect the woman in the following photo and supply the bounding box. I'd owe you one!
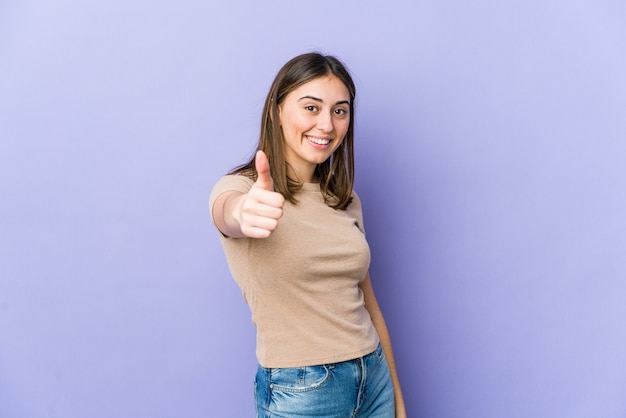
[210,52,406,417]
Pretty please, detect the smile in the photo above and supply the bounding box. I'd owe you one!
[306,135,332,145]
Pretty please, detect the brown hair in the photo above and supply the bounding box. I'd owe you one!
[230,52,356,210]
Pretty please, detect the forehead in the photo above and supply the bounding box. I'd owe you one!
[288,75,350,102]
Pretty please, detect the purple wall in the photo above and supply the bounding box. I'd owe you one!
[1,1,625,417]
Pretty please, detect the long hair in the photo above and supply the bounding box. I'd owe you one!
[230,52,356,210]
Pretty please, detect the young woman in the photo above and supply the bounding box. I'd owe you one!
[210,52,406,417]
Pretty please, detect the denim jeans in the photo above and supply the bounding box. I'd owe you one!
[254,343,395,417]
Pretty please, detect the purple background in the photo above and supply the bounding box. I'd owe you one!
[1,1,626,417]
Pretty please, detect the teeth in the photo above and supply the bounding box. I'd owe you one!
[307,136,331,145]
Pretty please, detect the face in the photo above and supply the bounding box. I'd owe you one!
[278,75,351,182]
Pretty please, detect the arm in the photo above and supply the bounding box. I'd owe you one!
[360,271,407,418]
[211,151,285,239]
[212,191,250,238]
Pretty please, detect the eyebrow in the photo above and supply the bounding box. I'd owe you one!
[298,95,350,106]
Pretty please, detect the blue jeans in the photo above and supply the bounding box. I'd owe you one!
[254,343,395,417]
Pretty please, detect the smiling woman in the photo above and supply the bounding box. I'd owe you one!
[224,53,358,211]
[209,52,406,417]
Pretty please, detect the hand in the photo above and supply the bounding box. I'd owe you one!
[235,150,285,238]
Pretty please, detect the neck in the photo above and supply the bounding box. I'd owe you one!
[287,164,317,183]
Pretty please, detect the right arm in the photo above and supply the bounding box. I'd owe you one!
[212,151,285,239]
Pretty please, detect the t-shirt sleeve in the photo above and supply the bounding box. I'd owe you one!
[209,175,255,222]
[349,190,366,234]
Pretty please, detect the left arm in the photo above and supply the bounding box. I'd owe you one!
[360,271,407,417]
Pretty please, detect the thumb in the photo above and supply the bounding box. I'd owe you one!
[254,150,274,191]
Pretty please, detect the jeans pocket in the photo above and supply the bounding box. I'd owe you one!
[269,365,330,393]
[375,343,386,364]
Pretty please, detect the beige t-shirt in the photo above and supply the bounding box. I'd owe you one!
[209,175,379,368]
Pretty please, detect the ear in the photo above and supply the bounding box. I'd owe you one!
[274,103,283,125]
[268,103,281,125]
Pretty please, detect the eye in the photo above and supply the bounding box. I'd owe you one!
[305,105,318,112]
[334,108,348,116]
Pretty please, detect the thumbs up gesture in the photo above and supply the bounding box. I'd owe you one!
[235,151,285,238]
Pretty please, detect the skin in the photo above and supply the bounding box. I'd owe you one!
[212,74,406,417]
[361,272,407,417]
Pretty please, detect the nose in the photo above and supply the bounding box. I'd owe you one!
[316,110,334,133]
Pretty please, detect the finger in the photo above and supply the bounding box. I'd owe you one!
[254,150,274,191]
[243,227,272,239]
[240,201,283,225]
[250,189,285,209]
[242,218,279,238]
[250,204,283,220]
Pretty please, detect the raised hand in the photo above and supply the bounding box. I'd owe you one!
[235,150,285,238]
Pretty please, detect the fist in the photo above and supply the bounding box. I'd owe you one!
[236,150,285,238]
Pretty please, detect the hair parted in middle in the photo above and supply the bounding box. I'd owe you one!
[230,52,356,211]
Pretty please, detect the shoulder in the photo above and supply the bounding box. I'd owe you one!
[348,189,363,211]
[346,189,367,233]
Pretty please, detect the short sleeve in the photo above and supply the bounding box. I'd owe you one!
[209,175,255,220]
[348,190,366,234]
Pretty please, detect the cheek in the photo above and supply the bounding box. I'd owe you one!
[337,120,350,138]
[281,113,306,134]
